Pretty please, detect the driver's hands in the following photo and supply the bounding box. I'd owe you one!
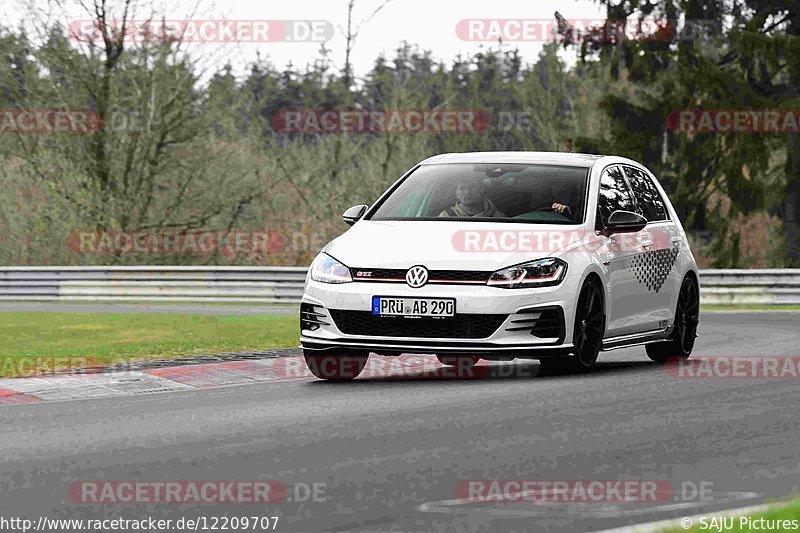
[552,203,572,215]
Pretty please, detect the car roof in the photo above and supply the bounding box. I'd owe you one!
[419,151,605,168]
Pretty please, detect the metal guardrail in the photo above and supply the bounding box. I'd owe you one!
[699,269,800,306]
[0,267,798,305]
[0,266,308,304]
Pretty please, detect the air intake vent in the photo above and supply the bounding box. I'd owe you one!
[301,303,330,332]
[505,306,565,342]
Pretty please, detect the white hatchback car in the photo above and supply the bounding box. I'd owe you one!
[300,152,700,380]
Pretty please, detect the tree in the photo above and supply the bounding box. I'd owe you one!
[559,0,799,266]
[1,0,268,264]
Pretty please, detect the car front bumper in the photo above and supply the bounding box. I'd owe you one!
[300,275,581,358]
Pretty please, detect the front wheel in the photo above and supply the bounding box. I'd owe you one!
[646,275,699,363]
[540,280,605,375]
[304,354,369,381]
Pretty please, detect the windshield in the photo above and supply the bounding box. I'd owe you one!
[368,163,589,224]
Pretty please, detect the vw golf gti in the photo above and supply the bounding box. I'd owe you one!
[300,152,700,380]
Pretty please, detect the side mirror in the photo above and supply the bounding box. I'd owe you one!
[342,204,368,226]
[604,210,647,233]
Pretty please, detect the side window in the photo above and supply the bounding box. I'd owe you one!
[598,165,637,226]
[623,166,668,222]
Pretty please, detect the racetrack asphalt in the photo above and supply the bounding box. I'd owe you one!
[1,311,799,532]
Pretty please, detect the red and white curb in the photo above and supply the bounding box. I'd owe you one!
[0,355,454,405]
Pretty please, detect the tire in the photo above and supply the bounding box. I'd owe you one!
[303,353,369,381]
[646,275,700,363]
[436,355,480,368]
[540,279,605,374]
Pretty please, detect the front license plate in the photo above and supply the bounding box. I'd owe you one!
[372,296,456,317]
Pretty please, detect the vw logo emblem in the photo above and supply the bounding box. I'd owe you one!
[405,266,429,288]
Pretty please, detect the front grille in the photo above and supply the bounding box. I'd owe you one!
[329,310,507,338]
[350,268,490,284]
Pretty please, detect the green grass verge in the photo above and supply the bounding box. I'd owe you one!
[702,305,800,311]
[0,312,299,378]
[661,499,800,532]
[13,300,297,307]
[1,304,796,379]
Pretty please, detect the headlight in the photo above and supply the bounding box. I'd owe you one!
[310,253,352,284]
[487,258,567,288]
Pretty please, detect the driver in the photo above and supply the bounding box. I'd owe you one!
[439,176,506,218]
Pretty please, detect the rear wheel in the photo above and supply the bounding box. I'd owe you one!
[539,280,605,374]
[303,353,369,381]
[646,275,699,363]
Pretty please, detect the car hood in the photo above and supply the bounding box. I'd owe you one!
[323,220,591,271]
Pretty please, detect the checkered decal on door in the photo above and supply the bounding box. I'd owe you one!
[631,248,679,293]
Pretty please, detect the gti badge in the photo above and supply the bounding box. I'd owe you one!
[405,265,429,288]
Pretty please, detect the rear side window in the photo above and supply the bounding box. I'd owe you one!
[598,165,637,225]
[623,166,668,222]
